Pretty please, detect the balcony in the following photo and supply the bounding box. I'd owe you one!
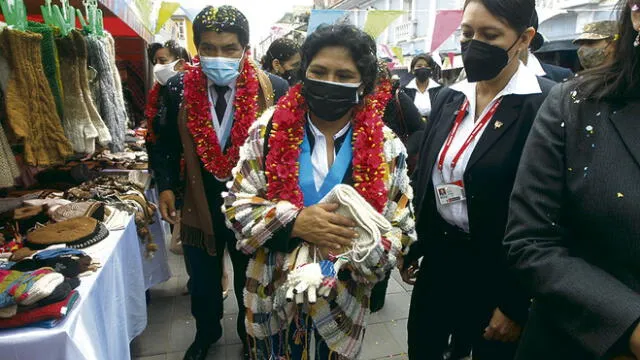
[395,20,416,43]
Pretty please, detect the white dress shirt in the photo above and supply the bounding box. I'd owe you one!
[307,116,352,191]
[207,79,237,149]
[405,78,441,117]
[525,51,547,77]
[431,62,542,232]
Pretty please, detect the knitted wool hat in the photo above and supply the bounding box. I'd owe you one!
[12,253,91,278]
[27,21,64,120]
[26,217,99,249]
[0,28,72,166]
[56,34,98,154]
[0,290,78,329]
[72,30,111,147]
[36,277,79,307]
[0,304,16,318]
[16,271,64,306]
[51,201,106,223]
[86,35,126,152]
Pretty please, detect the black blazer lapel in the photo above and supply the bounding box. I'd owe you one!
[467,94,524,171]
[609,102,640,169]
[414,95,465,218]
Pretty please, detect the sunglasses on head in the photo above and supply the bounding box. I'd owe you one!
[630,0,640,12]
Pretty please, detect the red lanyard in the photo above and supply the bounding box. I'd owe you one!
[437,98,502,173]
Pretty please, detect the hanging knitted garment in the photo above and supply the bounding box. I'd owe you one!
[103,34,130,130]
[27,21,64,120]
[0,93,19,188]
[71,30,111,148]
[56,33,98,154]
[86,35,125,152]
[0,28,72,166]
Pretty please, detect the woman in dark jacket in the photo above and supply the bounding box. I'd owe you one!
[504,1,640,359]
[402,53,442,122]
[402,0,554,358]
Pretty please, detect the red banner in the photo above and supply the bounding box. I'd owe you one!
[431,10,463,53]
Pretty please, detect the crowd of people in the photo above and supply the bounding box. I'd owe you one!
[142,1,640,360]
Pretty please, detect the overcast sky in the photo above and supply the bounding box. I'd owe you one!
[182,0,313,46]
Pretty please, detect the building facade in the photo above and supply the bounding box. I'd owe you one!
[537,0,618,43]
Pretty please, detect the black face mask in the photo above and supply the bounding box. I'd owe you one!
[414,67,432,82]
[282,69,299,85]
[461,39,518,82]
[303,78,361,122]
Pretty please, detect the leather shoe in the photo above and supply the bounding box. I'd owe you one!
[183,341,212,360]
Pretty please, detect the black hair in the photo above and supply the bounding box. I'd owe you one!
[299,24,378,95]
[147,40,191,65]
[575,0,638,100]
[262,38,301,72]
[193,6,250,49]
[410,53,437,72]
[463,0,535,34]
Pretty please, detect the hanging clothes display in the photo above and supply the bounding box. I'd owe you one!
[72,30,111,147]
[86,35,127,152]
[56,33,99,154]
[104,34,130,129]
[26,21,65,120]
[0,28,72,166]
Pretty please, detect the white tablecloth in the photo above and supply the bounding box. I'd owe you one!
[143,187,172,289]
[0,218,148,360]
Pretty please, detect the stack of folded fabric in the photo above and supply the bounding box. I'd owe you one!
[0,268,80,329]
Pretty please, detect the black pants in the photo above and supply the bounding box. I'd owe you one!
[407,224,518,360]
[183,176,251,347]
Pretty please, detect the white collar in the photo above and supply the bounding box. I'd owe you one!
[307,115,351,140]
[525,51,546,77]
[406,78,441,93]
[207,79,237,91]
[450,61,542,101]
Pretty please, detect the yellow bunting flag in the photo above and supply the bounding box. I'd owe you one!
[363,10,405,39]
[391,46,404,65]
[155,2,181,34]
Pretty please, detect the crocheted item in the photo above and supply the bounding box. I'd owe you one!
[51,201,105,223]
[104,34,130,131]
[26,217,99,247]
[56,34,98,154]
[0,268,63,308]
[0,290,78,329]
[72,30,111,147]
[0,28,72,166]
[86,35,126,152]
[0,121,19,188]
[27,22,64,120]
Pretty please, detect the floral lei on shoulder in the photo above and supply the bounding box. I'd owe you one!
[144,83,162,144]
[265,80,393,213]
[182,56,260,179]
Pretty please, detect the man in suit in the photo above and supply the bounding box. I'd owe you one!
[150,6,288,360]
[522,9,575,83]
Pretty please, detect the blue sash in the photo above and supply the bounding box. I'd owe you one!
[298,127,353,207]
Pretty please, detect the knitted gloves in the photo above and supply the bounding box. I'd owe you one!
[56,34,99,154]
[283,185,393,303]
[72,30,111,147]
[0,28,72,166]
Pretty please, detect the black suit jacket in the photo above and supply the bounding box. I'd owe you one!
[409,76,555,324]
[541,62,574,83]
[402,85,442,113]
[504,82,640,359]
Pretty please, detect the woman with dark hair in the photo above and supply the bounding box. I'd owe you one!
[262,37,301,85]
[222,24,416,360]
[144,40,191,147]
[504,1,640,359]
[403,53,442,121]
[402,0,555,359]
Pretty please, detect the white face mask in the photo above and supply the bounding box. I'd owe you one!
[153,60,180,85]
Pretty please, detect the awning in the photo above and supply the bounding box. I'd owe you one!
[535,39,578,53]
[21,0,153,42]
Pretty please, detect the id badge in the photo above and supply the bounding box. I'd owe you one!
[436,180,466,205]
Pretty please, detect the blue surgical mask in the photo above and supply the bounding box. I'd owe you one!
[200,54,243,86]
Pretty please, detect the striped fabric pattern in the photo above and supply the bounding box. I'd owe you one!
[222,110,417,359]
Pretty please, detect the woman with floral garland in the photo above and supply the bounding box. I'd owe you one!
[150,6,289,360]
[222,24,416,359]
